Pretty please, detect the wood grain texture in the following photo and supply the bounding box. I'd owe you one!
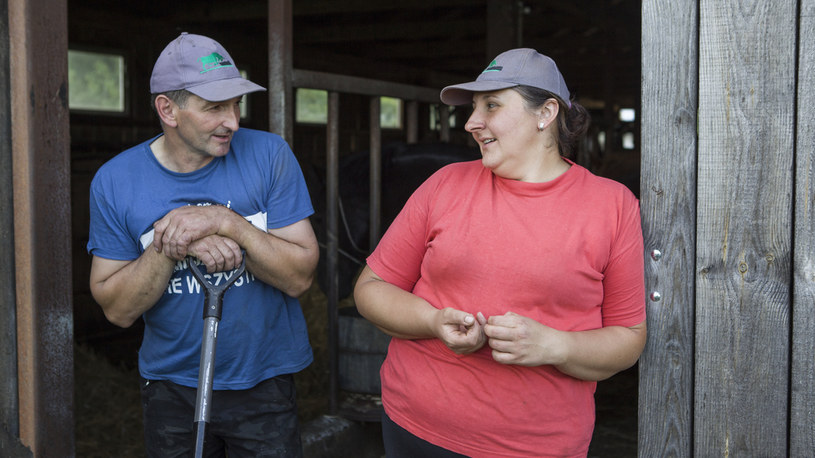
[695,1,795,455]
[791,1,815,455]
[639,1,698,456]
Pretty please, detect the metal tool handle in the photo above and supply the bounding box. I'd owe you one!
[188,255,247,320]
[188,254,247,458]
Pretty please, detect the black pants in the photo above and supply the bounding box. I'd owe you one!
[381,411,470,458]
[140,375,302,458]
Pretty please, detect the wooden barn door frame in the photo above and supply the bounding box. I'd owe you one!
[792,1,815,455]
[640,1,815,455]
[3,0,74,455]
[639,0,697,455]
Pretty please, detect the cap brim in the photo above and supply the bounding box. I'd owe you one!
[187,77,267,102]
[440,80,518,105]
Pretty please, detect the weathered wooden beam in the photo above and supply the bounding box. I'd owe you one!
[292,69,439,103]
[695,1,795,455]
[326,91,340,415]
[369,97,382,249]
[486,0,519,58]
[295,16,482,45]
[9,0,74,455]
[269,0,294,143]
[638,1,697,456]
[791,0,815,455]
[0,0,20,446]
[293,0,479,16]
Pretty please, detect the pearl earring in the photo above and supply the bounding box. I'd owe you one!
[538,122,545,131]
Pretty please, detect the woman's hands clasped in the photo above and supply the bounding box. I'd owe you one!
[435,309,566,367]
[433,308,487,354]
[481,311,567,367]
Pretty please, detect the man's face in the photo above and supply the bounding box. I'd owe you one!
[173,93,242,159]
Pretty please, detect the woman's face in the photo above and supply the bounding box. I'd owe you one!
[465,89,547,181]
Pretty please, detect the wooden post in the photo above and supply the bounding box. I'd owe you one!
[9,0,74,455]
[0,0,20,446]
[268,0,293,143]
[695,2,795,455]
[486,0,518,58]
[326,91,340,415]
[369,97,382,248]
[791,0,815,455]
[638,0,697,455]
[439,105,450,143]
[405,100,418,144]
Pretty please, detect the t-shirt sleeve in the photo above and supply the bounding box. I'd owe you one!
[366,175,437,293]
[265,139,315,229]
[600,191,646,327]
[86,171,141,261]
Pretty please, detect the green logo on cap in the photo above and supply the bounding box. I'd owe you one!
[482,59,503,73]
[198,53,234,73]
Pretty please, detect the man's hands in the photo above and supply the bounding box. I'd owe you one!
[188,235,243,273]
[153,205,225,261]
[152,205,244,273]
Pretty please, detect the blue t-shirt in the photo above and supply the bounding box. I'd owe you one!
[87,128,314,389]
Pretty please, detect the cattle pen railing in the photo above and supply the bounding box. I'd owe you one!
[290,69,448,415]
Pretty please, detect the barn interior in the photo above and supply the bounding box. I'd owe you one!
[67,0,641,455]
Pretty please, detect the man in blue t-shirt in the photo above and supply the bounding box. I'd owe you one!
[87,32,319,457]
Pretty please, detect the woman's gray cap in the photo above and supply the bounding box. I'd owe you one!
[440,48,571,107]
[150,32,266,102]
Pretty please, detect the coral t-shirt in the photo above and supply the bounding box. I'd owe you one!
[367,160,645,457]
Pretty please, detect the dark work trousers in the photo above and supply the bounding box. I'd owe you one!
[140,374,302,458]
[381,411,470,458]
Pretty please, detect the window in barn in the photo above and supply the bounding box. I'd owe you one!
[622,132,636,150]
[68,49,125,113]
[430,104,458,130]
[296,88,328,124]
[619,108,636,150]
[380,96,402,129]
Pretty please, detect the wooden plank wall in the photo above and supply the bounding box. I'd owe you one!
[641,1,806,456]
[792,0,815,455]
[638,0,697,455]
[695,0,795,453]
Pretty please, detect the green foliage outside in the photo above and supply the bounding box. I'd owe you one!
[379,96,401,128]
[68,50,124,112]
[296,88,402,129]
[296,88,328,123]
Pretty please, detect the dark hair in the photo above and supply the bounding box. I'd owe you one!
[150,89,192,114]
[512,85,590,159]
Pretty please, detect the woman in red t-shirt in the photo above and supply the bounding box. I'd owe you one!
[354,48,647,458]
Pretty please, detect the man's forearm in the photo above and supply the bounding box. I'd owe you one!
[225,215,319,297]
[90,247,176,328]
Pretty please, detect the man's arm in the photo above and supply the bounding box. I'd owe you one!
[228,216,319,297]
[89,246,176,328]
[153,205,319,297]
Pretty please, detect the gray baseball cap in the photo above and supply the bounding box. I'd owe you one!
[150,32,266,102]
[440,48,571,107]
